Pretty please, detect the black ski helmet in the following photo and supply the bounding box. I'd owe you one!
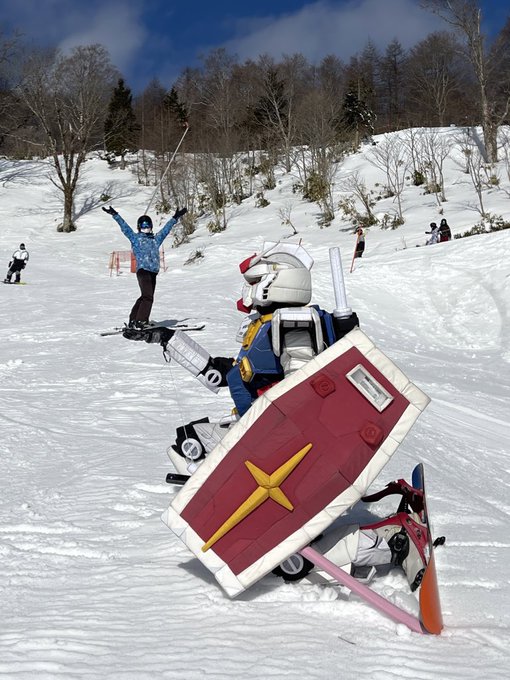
[137,215,153,231]
[20,243,26,249]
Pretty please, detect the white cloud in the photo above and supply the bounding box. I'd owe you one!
[223,0,446,62]
[0,0,146,73]
[57,3,147,71]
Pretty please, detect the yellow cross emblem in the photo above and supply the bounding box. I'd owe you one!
[202,442,312,552]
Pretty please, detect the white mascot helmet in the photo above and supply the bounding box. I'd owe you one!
[237,241,314,312]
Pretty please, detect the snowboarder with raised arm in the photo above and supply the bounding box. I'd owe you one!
[425,222,440,246]
[102,206,187,328]
[4,243,29,284]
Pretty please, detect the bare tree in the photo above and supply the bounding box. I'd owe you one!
[195,152,230,232]
[463,144,488,216]
[406,31,469,125]
[165,155,201,245]
[421,0,509,162]
[401,127,426,183]
[0,29,38,156]
[378,39,407,131]
[134,79,171,187]
[278,201,298,235]
[404,128,452,206]
[200,49,241,153]
[340,171,378,226]
[368,134,410,222]
[454,126,489,215]
[499,127,510,198]
[16,44,118,231]
[295,83,344,217]
[0,28,21,103]
[251,54,310,172]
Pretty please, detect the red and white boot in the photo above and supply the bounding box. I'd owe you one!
[359,512,429,591]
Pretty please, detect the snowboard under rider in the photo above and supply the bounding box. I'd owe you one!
[121,241,432,592]
[4,243,29,284]
[102,206,187,328]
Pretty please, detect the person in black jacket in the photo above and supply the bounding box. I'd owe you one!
[438,218,452,242]
[4,243,29,283]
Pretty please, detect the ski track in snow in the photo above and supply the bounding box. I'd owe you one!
[2,135,510,678]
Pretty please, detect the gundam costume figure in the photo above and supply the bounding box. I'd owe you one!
[123,242,440,607]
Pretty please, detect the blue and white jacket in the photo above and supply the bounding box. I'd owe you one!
[113,214,177,273]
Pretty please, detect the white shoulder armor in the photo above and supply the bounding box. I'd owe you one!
[271,307,324,376]
[271,307,324,356]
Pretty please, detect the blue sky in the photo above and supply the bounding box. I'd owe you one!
[1,0,507,93]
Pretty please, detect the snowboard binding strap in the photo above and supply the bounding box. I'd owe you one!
[362,479,424,515]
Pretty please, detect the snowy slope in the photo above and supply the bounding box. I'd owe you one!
[1,131,510,679]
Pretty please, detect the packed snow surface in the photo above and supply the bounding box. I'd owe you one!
[1,129,510,679]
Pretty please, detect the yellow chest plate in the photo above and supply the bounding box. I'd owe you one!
[242,314,272,350]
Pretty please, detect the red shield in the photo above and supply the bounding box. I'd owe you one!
[162,328,430,596]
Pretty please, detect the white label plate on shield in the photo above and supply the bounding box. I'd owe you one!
[346,364,394,412]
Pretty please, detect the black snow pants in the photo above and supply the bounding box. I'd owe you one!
[130,269,158,324]
[5,259,25,282]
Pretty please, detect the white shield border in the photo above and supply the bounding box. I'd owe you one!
[162,328,430,597]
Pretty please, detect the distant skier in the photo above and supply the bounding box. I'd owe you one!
[4,243,29,284]
[102,206,187,328]
[354,227,365,257]
[438,218,452,242]
[425,222,439,245]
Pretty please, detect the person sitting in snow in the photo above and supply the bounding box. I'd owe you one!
[102,206,187,328]
[122,241,433,593]
[4,243,29,284]
[425,222,439,245]
[438,218,452,242]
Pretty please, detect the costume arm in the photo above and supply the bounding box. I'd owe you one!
[163,330,233,393]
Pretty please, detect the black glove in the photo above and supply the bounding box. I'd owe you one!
[122,326,175,345]
[333,312,360,340]
[172,207,187,220]
[199,356,233,388]
[102,206,118,215]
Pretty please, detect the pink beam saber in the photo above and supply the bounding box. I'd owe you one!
[300,546,424,634]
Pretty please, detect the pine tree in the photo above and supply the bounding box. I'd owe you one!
[104,78,139,166]
[341,86,375,148]
[163,86,188,126]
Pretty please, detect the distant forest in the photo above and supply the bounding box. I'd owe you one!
[0,1,509,233]
[1,2,509,160]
